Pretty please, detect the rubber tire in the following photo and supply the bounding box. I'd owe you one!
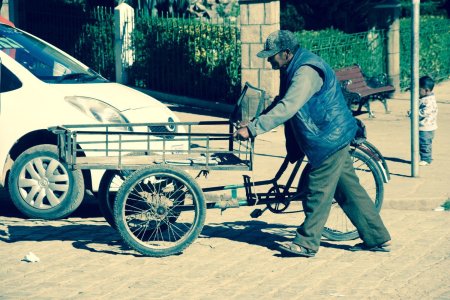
[98,170,181,230]
[8,144,84,219]
[98,170,131,229]
[298,149,384,241]
[114,165,206,257]
[360,140,390,181]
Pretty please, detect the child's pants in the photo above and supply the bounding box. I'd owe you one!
[419,130,435,163]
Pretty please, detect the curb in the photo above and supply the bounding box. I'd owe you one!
[205,192,448,212]
[383,196,448,211]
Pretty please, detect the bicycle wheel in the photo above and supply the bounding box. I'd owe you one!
[360,140,390,181]
[98,170,132,229]
[322,149,384,241]
[298,149,384,241]
[114,165,206,257]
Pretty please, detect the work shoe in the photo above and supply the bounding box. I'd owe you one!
[349,241,391,252]
[279,242,317,257]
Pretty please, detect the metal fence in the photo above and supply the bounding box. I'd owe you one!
[128,12,241,104]
[298,30,388,77]
[75,7,115,81]
[399,17,450,90]
[18,5,115,81]
[20,4,450,102]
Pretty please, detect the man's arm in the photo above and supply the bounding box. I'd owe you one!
[245,65,323,137]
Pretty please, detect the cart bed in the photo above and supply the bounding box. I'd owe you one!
[49,121,253,171]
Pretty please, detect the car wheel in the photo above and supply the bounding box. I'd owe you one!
[8,144,84,219]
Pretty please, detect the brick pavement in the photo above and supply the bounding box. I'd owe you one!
[1,81,450,299]
[0,197,449,299]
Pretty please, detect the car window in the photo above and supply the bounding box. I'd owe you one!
[1,64,22,92]
[0,25,106,84]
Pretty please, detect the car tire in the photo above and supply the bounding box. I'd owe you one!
[8,144,84,219]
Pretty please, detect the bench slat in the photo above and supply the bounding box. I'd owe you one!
[347,84,369,92]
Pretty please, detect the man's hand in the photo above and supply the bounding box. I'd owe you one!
[234,121,248,129]
[233,126,250,141]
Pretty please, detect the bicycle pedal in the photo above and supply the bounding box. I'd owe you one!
[250,208,264,218]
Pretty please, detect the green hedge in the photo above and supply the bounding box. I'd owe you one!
[295,29,387,77]
[74,7,115,81]
[399,16,450,90]
[296,17,450,91]
[73,11,450,102]
[128,15,241,104]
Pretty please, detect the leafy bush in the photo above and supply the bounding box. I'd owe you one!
[128,15,241,104]
[295,29,387,76]
[294,17,450,91]
[68,6,450,104]
[281,0,381,33]
[400,0,448,17]
[74,8,115,80]
[281,3,305,32]
[399,16,450,90]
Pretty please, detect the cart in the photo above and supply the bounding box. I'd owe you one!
[49,83,385,257]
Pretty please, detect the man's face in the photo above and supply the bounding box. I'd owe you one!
[267,51,289,70]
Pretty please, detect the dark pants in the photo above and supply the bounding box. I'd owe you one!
[419,130,435,163]
[293,145,391,252]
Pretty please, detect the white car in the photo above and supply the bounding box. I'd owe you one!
[0,23,186,219]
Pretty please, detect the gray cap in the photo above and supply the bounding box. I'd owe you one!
[257,30,299,58]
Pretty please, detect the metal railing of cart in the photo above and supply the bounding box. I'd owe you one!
[50,120,254,172]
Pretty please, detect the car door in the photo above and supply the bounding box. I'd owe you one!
[0,61,24,181]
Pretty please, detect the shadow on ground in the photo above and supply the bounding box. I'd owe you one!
[0,188,103,219]
[385,156,410,164]
[0,216,351,258]
[201,221,350,257]
[1,188,351,258]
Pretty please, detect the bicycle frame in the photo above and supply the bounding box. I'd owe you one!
[203,156,306,210]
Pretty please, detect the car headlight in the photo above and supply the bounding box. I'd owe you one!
[148,116,178,139]
[167,117,176,132]
[65,96,131,131]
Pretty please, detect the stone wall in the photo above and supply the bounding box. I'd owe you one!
[239,0,280,100]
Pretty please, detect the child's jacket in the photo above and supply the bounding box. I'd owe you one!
[419,93,438,131]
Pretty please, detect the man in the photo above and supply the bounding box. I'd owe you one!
[234,30,391,257]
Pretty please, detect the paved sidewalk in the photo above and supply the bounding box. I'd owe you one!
[0,198,449,299]
[0,81,449,299]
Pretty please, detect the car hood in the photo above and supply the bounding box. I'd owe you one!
[52,82,170,112]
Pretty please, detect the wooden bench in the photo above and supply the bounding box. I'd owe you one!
[335,64,395,118]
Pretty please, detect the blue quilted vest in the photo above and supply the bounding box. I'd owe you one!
[282,48,357,167]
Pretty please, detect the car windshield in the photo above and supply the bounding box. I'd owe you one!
[0,25,107,83]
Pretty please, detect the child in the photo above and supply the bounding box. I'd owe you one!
[418,76,438,166]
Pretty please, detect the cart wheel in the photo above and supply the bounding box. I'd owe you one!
[298,149,384,241]
[113,165,206,257]
[266,186,291,213]
[98,170,132,229]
